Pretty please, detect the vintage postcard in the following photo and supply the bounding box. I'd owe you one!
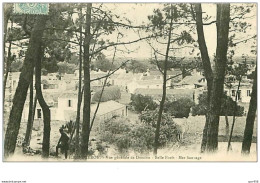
[2,2,257,162]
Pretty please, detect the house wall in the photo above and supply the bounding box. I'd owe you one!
[225,87,252,103]
[21,104,59,122]
[56,97,78,121]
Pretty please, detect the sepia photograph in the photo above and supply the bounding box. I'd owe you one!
[2,2,257,162]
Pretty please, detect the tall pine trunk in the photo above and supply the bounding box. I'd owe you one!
[227,79,241,151]
[81,3,92,159]
[4,37,13,102]
[75,7,83,158]
[194,4,214,152]
[242,66,257,154]
[35,45,51,158]
[205,4,230,152]
[24,77,37,146]
[153,5,173,155]
[4,15,47,158]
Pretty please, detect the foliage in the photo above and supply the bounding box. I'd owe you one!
[57,62,77,74]
[96,141,107,154]
[164,97,194,118]
[92,53,117,72]
[247,71,255,80]
[92,86,121,102]
[10,60,23,72]
[192,92,244,116]
[139,110,178,146]
[65,120,74,136]
[100,115,178,153]
[130,94,158,113]
[125,60,148,73]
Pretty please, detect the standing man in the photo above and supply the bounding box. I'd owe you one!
[56,128,69,159]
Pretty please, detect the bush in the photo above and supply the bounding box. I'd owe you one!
[115,134,131,153]
[130,94,158,113]
[164,98,194,118]
[129,124,155,153]
[92,86,121,102]
[100,113,179,154]
[192,92,244,116]
[139,110,178,147]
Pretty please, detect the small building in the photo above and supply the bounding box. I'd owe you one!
[91,100,127,121]
[56,91,127,122]
[174,73,206,89]
[127,79,171,94]
[224,82,253,103]
[56,92,78,121]
[134,88,195,102]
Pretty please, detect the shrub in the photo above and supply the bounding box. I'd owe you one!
[92,86,121,102]
[192,92,244,116]
[130,94,158,113]
[164,98,194,118]
[100,114,179,154]
[129,124,155,153]
[139,110,178,147]
[115,134,131,153]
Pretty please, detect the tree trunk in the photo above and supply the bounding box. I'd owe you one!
[4,37,13,102]
[242,66,257,154]
[3,3,12,55]
[74,7,83,159]
[35,45,51,158]
[81,3,92,159]
[224,99,229,142]
[227,79,241,151]
[153,5,173,155]
[194,4,214,152]
[205,4,230,152]
[24,77,37,146]
[4,15,48,158]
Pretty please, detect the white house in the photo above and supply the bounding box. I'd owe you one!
[174,73,206,89]
[224,82,253,103]
[113,72,143,91]
[127,79,171,94]
[56,92,78,121]
[56,91,127,122]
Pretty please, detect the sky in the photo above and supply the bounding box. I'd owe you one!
[7,3,257,60]
[99,3,257,59]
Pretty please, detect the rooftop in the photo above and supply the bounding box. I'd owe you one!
[91,100,125,116]
[58,92,78,99]
[179,73,205,85]
[134,88,194,99]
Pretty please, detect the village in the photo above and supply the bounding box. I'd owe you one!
[3,55,257,159]
[2,2,258,163]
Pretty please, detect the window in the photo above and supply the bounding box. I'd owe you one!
[37,109,42,119]
[68,99,72,107]
[231,90,236,96]
[247,90,251,96]
[13,80,17,88]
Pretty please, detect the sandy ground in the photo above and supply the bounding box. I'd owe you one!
[5,141,257,162]
[5,115,257,162]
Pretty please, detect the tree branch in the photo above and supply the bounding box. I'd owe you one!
[90,60,130,82]
[90,34,161,56]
